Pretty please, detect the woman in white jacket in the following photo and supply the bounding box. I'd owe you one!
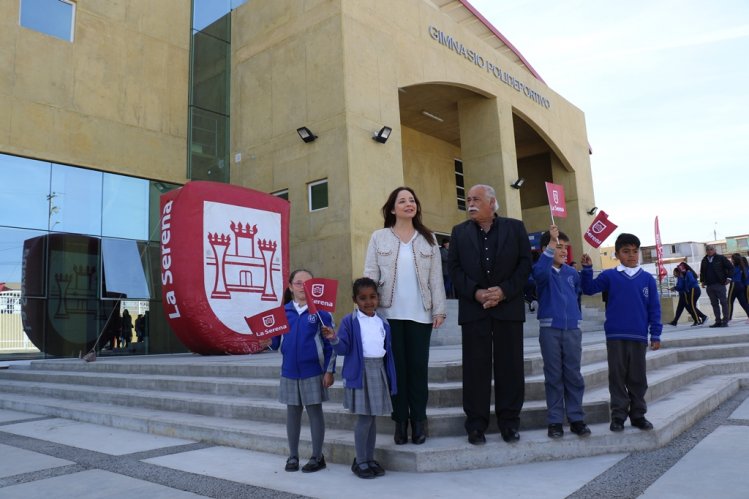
[364,186,446,445]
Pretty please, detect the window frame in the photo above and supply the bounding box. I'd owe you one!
[307,179,328,212]
[19,0,76,42]
[271,189,289,201]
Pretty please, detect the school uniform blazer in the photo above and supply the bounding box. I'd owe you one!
[447,216,532,325]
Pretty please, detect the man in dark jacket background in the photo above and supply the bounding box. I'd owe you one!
[700,244,734,327]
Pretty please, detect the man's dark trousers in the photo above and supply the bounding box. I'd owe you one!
[462,317,524,433]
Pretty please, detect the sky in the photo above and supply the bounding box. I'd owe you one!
[469,0,748,246]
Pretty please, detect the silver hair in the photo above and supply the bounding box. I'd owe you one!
[472,184,499,212]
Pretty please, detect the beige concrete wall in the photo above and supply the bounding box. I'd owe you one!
[0,0,189,182]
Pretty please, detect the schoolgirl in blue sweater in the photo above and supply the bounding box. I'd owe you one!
[728,253,749,321]
[581,233,661,433]
[669,263,707,326]
[322,277,397,479]
[270,269,335,473]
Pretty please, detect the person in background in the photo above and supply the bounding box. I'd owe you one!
[668,263,707,326]
[727,253,749,322]
[699,245,734,327]
[440,239,453,299]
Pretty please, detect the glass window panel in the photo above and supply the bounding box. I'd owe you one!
[191,30,230,114]
[272,189,289,200]
[19,0,74,42]
[149,181,181,242]
[101,238,150,300]
[0,154,51,230]
[192,0,230,38]
[309,180,328,211]
[102,174,149,240]
[0,227,47,297]
[49,164,102,235]
[189,107,229,182]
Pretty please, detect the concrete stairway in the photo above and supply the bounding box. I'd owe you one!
[1,326,749,472]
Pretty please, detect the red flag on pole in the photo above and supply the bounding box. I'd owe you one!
[245,306,290,339]
[583,210,618,248]
[303,278,338,313]
[655,216,667,282]
[545,182,568,218]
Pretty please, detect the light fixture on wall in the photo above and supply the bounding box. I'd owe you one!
[510,178,525,189]
[296,126,317,143]
[372,126,392,144]
[587,206,599,215]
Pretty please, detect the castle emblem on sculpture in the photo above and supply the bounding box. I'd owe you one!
[52,264,98,319]
[206,221,280,302]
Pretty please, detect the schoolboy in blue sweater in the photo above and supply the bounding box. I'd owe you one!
[581,233,661,432]
[533,225,590,439]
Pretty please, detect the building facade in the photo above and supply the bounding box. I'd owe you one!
[0,0,597,358]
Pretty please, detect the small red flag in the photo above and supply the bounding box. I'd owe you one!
[583,210,618,248]
[303,278,338,313]
[245,306,290,339]
[655,216,667,282]
[545,182,568,218]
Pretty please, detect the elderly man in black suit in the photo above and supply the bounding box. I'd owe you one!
[448,184,532,445]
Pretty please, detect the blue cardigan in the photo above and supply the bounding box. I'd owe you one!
[271,302,336,379]
[330,311,397,395]
[581,266,662,343]
[675,270,700,293]
[532,247,582,330]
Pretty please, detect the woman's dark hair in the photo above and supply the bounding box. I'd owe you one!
[283,268,314,304]
[381,186,436,246]
[352,277,378,298]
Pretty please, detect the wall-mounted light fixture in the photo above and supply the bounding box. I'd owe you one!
[296,126,317,143]
[372,126,392,144]
[587,206,599,215]
[510,178,525,189]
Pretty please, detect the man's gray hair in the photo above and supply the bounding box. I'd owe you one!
[474,184,500,212]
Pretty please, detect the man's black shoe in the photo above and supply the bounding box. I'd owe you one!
[709,322,722,328]
[393,421,408,445]
[631,417,654,430]
[668,320,677,326]
[610,418,625,432]
[721,320,729,327]
[570,421,591,437]
[500,428,520,443]
[467,430,486,445]
[411,419,426,445]
[547,423,563,439]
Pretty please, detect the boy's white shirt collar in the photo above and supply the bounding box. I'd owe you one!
[616,264,641,277]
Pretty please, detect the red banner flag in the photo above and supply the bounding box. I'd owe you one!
[655,216,667,282]
[245,306,290,339]
[583,210,618,248]
[545,182,568,218]
[303,278,338,313]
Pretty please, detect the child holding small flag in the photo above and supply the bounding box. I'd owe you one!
[270,269,336,473]
[581,233,661,433]
[322,277,397,479]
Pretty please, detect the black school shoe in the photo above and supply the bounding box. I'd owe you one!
[368,460,386,476]
[285,456,299,472]
[351,459,376,479]
[610,418,625,432]
[301,455,326,473]
[570,421,592,437]
[547,423,564,439]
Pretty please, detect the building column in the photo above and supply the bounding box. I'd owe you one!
[457,97,520,219]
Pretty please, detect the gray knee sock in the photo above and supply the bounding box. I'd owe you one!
[286,405,303,457]
[355,415,374,465]
[366,418,377,461]
[306,403,325,457]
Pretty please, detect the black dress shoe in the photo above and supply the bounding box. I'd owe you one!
[547,423,563,439]
[301,455,326,473]
[570,420,591,437]
[500,428,520,443]
[668,320,677,326]
[368,460,385,476]
[610,418,625,432]
[394,421,408,445]
[631,417,654,430]
[709,322,722,328]
[411,419,426,445]
[467,430,486,445]
[285,456,299,472]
